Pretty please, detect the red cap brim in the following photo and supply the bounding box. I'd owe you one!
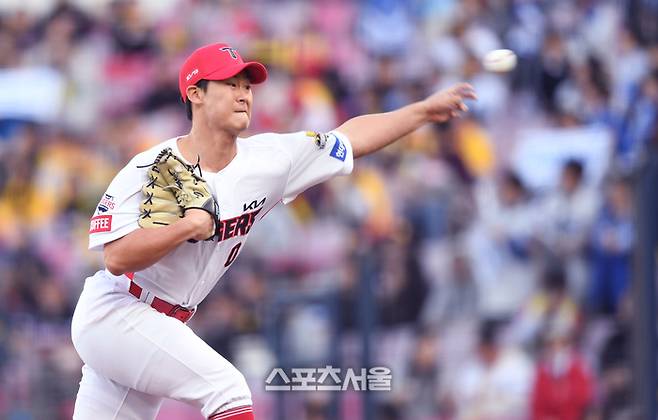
[204,61,268,84]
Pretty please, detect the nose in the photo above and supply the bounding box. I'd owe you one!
[236,86,250,103]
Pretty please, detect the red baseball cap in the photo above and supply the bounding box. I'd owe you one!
[178,43,268,102]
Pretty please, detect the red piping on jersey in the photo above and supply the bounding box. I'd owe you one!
[208,406,254,420]
[258,199,282,220]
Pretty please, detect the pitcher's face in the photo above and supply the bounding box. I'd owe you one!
[193,72,253,136]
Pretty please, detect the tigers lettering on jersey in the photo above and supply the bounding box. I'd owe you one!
[216,208,261,241]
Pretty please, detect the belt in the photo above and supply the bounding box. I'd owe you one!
[127,279,195,323]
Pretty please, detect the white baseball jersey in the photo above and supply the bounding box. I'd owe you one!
[88,130,353,308]
[73,131,353,419]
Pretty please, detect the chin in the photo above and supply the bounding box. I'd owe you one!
[234,115,250,131]
[235,119,250,132]
[217,115,250,135]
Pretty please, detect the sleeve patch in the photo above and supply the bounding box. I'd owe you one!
[329,134,347,161]
[90,215,113,233]
[306,131,329,149]
[97,193,116,213]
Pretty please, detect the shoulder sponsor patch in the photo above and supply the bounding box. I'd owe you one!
[97,194,115,213]
[329,134,347,161]
[89,215,112,234]
[306,131,328,149]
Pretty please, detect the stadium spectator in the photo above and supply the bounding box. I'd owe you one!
[539,159,599,301]
[588,176,634,315]
[531,327,594,420]
[447,319,535,420]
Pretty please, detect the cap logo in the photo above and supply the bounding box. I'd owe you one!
[220,47,239,60]
[185,68,199,81]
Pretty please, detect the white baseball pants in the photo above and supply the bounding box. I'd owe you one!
[71,272,252,420]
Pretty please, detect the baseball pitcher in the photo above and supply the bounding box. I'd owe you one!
[71,43,476,420]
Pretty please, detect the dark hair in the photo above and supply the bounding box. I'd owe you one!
[502,169,525,194]
[184,79,210,121]
[479,318,502,346]
[564,158,584,179]
[542,265,567,292]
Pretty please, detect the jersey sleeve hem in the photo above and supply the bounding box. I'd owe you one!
[330,130,354,176]
[281,130,354,205]
[88,223,140,252]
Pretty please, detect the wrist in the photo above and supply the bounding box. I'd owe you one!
[175,217,203,241]
[413,100,432,123]
[180,208,216,241]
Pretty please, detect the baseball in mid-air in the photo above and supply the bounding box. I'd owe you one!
[482,49,517,72]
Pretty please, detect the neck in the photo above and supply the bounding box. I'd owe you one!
[180,121,238,173]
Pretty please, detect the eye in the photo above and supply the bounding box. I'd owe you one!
[244,85,252,91]
[227,81,237,88]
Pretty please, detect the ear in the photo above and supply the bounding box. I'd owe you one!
[186,85,204,104]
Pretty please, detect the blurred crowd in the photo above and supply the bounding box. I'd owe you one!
[0,0,657,419]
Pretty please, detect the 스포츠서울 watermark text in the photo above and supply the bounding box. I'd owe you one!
[264,366,392,391]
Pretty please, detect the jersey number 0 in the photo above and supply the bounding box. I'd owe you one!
[224,242,242,267]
